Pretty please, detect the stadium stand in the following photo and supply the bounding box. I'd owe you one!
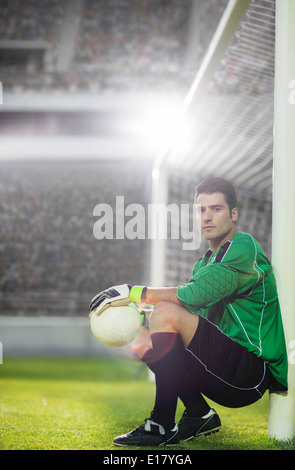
[0,160,152,316]
[0,0,275,319]
[0,0,227,93]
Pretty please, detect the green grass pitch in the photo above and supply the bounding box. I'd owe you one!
[0,357,294,451]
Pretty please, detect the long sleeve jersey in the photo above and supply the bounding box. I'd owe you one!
[177,231,288,391]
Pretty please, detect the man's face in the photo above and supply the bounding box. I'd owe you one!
[195,192,238,249]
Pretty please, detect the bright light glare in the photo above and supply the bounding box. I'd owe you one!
[140,104,190,154]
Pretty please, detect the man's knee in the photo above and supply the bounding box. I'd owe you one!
[132,327,152,359]
[150,301,199,347]
[150,301,178,333]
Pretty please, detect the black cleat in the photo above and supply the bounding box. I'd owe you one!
[178,408,221,441]
[113,419,180,447]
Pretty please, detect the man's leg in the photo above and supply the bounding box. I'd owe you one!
[177,314,270,440]
[149,300,199,348]
[136,304,212,423]
[113,301,200,446]
[147,301,200,429]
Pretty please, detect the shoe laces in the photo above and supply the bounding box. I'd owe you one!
[144,419,166,435]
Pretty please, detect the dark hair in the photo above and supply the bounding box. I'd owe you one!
[194,177,237,213]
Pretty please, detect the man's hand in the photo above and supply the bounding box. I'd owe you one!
[89,284,148,317]
[89,284,132,316]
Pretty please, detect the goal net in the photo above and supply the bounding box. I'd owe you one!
[164,0,276,285]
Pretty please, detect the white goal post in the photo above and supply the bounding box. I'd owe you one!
[268,0,295,441]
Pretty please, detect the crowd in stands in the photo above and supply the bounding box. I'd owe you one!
[0,0,275,95]
[0,0,229,95]
[0,0,63,42]
[0,160,151,316]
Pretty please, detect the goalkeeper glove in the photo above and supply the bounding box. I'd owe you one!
[89,284,146,316]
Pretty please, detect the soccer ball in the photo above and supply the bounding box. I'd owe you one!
[90,302,141,347]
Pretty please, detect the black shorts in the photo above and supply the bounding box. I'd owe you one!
[184,315,270,408]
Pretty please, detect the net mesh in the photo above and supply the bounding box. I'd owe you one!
[165,0,276,285]
[167,0,276,196]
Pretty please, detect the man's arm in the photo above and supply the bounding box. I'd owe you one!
[177,264,238,312]
[143,287,183,306]
[89,284,183,315]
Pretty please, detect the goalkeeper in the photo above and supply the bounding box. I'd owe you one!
[89,177,288,447]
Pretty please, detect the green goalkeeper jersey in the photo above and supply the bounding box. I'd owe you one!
[177,231,288,391]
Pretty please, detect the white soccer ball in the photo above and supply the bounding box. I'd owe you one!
[90,302,141,347]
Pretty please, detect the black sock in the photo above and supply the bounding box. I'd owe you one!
[148,332,184,430]
[141,348,157,373]
[180,392,211,417]
[142,343,211,420]
[178,370,211,417]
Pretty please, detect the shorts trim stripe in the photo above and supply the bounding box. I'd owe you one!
[185,347,267,397]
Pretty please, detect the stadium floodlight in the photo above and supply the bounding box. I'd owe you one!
[139,102,191,157]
